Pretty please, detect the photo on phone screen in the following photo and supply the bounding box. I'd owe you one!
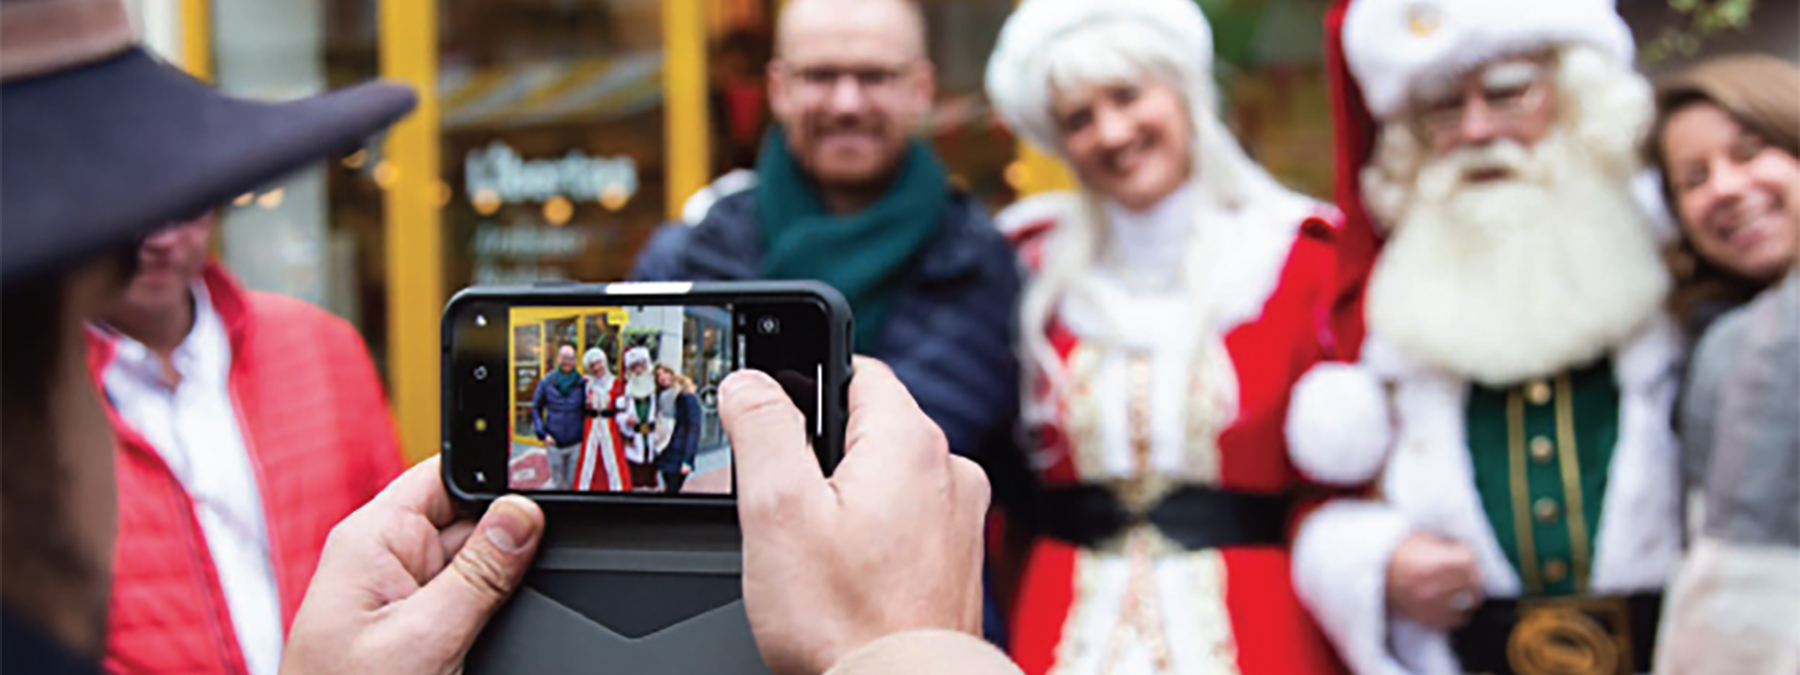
[444,282,848,505]
[507,304,733,496]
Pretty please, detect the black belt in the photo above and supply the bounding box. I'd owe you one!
[1037,485,1290,551]
[1451,592,1662,675]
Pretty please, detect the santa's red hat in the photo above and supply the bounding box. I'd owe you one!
[1323,0,1382,308]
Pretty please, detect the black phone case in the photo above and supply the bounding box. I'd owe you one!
[440,280,853,674]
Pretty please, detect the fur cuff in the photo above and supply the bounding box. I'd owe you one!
[1293,500,1419,675]
[1287,362,1393,485]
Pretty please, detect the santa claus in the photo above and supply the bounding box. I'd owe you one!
[1285,1,1682,674]
[575,347,632,492]
[617,346,662,490]
[984,0,1368,672]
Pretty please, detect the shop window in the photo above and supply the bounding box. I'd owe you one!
[706,0,777,173]
[920,0,1018,209]
[441,0,668,291]
[1207,0,1335,200]
[209,0,394,368]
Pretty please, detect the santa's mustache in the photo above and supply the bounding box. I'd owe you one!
[1414,140,1543,203]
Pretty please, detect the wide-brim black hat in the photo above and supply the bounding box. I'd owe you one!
[0,0,417,284]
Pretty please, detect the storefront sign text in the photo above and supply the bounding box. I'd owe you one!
[465,142,639,205]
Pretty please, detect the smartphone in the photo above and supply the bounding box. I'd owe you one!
[442,280,851,506]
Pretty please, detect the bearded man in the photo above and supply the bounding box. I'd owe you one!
[616,347,663,489]
[1280,1,1682,673]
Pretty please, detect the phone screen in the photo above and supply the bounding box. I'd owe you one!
[446,288,841,502]
[506,303,738,495]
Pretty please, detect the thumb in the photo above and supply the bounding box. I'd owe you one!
[409,495,544,645]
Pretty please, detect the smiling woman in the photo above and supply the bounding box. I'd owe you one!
[1646,53,1800,675]
[1649,54,1800,337]
[981,1,1360,673]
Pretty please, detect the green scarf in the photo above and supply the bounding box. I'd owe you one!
[549,369,581,396]
[754,128,947,352]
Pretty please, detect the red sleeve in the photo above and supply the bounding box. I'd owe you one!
[320,314,405,499]
[1291,209,1379,500]
[1300,208,1371,363]
[1006,217,1057,275]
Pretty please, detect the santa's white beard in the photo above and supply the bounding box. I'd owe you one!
[1366,132,1670,386]
[625,372,656,399]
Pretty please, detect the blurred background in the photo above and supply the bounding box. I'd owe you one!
[116,0,1795,464]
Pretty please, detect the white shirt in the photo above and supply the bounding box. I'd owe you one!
[100,283,283,675]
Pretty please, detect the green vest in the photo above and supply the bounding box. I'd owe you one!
[1465,358,1620,597]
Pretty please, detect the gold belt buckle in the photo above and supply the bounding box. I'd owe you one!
[1505,596,1633,675]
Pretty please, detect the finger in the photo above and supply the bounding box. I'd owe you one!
[406,495,544,644]
[1456,549,1483,590]
[949,455,993,522]
[835,359,947,482]
[371,455,460,529]
[434,521,478,579]
[846,357,928,424]
[720,370,825,517]
[950,455,991,634]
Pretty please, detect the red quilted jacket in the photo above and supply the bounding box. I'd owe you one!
[89,264,405,675]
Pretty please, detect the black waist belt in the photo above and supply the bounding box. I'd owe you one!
[1451,592,1662,675]
[1037,485,1290,551]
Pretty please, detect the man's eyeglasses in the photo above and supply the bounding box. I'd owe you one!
[777,61,916,99]
[1411,58,1553,142]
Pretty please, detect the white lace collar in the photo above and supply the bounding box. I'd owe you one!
[1100,182,1199,292]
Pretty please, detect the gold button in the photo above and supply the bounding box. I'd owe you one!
[1526,380,1553,405]
[1530,437,1555,462]
[1543,558,1569,583]
[1533,497,1560,523]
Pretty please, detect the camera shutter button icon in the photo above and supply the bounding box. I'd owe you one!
[474,365,488,380]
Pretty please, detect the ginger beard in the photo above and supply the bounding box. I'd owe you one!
[1363,113,1670,386]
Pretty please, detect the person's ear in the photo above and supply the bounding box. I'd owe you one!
[768,62,795,124]
[911,62,937,119]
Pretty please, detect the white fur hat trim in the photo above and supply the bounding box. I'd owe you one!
[985,0,1213,155]
[1285,362,1393,486]
[582,347,608,372]
[623,346,652,369]
[1343,0,1634,120]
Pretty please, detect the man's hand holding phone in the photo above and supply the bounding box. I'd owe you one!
[287,347,994,675]
[281,458,544,675]
[723,357,992,675]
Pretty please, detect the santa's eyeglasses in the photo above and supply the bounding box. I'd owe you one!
[1409,56,1555,143]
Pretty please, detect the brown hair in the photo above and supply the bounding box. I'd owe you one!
[2,246,137,646]
[654,363,697,393]
[1647,54,1800,336]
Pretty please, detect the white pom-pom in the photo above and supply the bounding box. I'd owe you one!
[1286,362,1394,485]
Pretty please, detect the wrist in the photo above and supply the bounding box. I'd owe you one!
[819,630,1011,675]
